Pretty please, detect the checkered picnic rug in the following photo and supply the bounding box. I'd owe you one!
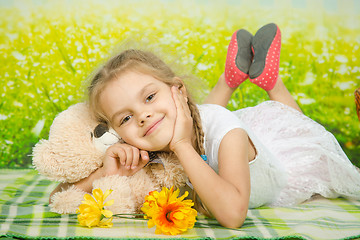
[1,169,360,240]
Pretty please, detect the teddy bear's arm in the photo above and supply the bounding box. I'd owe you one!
[49,182,73,204]
[49,167,106,203]
[49,185,87,214]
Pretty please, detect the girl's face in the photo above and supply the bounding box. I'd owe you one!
[99,71,177,152]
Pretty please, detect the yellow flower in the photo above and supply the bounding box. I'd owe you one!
[141,186,197,235]
[76,188,114,228]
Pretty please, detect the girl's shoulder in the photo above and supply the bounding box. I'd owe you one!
[197,103,232,116]
[197,104,234,124]
[197,104,247,138]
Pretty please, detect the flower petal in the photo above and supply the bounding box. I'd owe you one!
[103,199,114,207]
[83,194,98,206]
[76,188,115,229]
[173,211,185,220]
[142,186,198,235]
[103,189,113,200]
[93,188,104,207]
[99,217,113,228]
[102,209,113,218]
[177,191,189,202]
[147,219,155,228]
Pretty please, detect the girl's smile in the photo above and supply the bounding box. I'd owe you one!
[144,116,164,136]
[99,71,178,152]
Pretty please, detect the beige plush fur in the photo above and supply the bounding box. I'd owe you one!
[49,185,87,214]
[32,103,187,214]
[32,103,103,183]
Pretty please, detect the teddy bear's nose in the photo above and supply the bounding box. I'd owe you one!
[94,123,109,138]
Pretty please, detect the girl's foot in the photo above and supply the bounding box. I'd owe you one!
[249,23,281,91]
[224,29,253,88]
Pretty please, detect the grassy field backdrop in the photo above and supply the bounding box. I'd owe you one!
[1,0,359,168]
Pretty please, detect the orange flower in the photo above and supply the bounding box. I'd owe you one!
[76,189,114,228]
[141,186,197,235]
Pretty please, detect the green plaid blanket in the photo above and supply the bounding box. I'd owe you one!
[1,169,360,240]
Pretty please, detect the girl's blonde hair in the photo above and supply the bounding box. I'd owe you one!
[88,49,205,158]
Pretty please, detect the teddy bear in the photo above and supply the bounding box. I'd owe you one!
[32,102,188,214]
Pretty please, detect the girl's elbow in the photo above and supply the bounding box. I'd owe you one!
[221,218,245,229]
[217,204,248,228]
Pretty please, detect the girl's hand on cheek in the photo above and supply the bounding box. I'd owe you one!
[102,143,150,177]
[169,86,193,152]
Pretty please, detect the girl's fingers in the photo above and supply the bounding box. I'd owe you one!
[178,89,190,112]
[130,147,140,169]
[116,147,126,166]
[105,143,150,176]
[124,146,135,169]
[140,150,150,163]
[171,86,181,108]
[172,86,190,115]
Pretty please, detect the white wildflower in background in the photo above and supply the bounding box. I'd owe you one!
[299,98,316,105]
[336,64,348,75]
[300,72,316,85]
[13,101,23,107]
[12,51,26,61]
[335,55,348,63]
[294,93,316,105]
[344,108,350,115]
[351,67,360,73]
[31,119,45,137]
[0,114,8,120]
[6,33,18,41]
[159,33,180,45]
[73,59,86,66]
[335,81,355,91]
[321,51,330,60]
[196,63,211,71]
[25,93,35,98]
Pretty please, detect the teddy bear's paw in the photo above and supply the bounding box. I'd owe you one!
[49,185,86,214]
[93,175,136,214]
[128,169,161,211]
[154,153,187,188]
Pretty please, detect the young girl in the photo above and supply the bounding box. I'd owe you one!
[52,23,360,228]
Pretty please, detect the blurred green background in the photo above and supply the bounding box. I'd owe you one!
[1,0,359,168]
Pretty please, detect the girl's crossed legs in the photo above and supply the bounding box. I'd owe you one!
[204,23,302,113]
[204,74,302,113]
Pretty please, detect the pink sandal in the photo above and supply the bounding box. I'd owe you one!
[249,23,281,91]
[224,29,253,88]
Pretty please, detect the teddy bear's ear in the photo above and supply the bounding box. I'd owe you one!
[32,103,104,183]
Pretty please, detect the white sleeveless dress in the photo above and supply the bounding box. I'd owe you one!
[198,101,360,208]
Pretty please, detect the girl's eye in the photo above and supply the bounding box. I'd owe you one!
[146,93,155,103]
[120,115,132,125]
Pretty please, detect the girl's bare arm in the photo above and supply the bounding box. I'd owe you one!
[172,128,251,228]
[170,86,252,228]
